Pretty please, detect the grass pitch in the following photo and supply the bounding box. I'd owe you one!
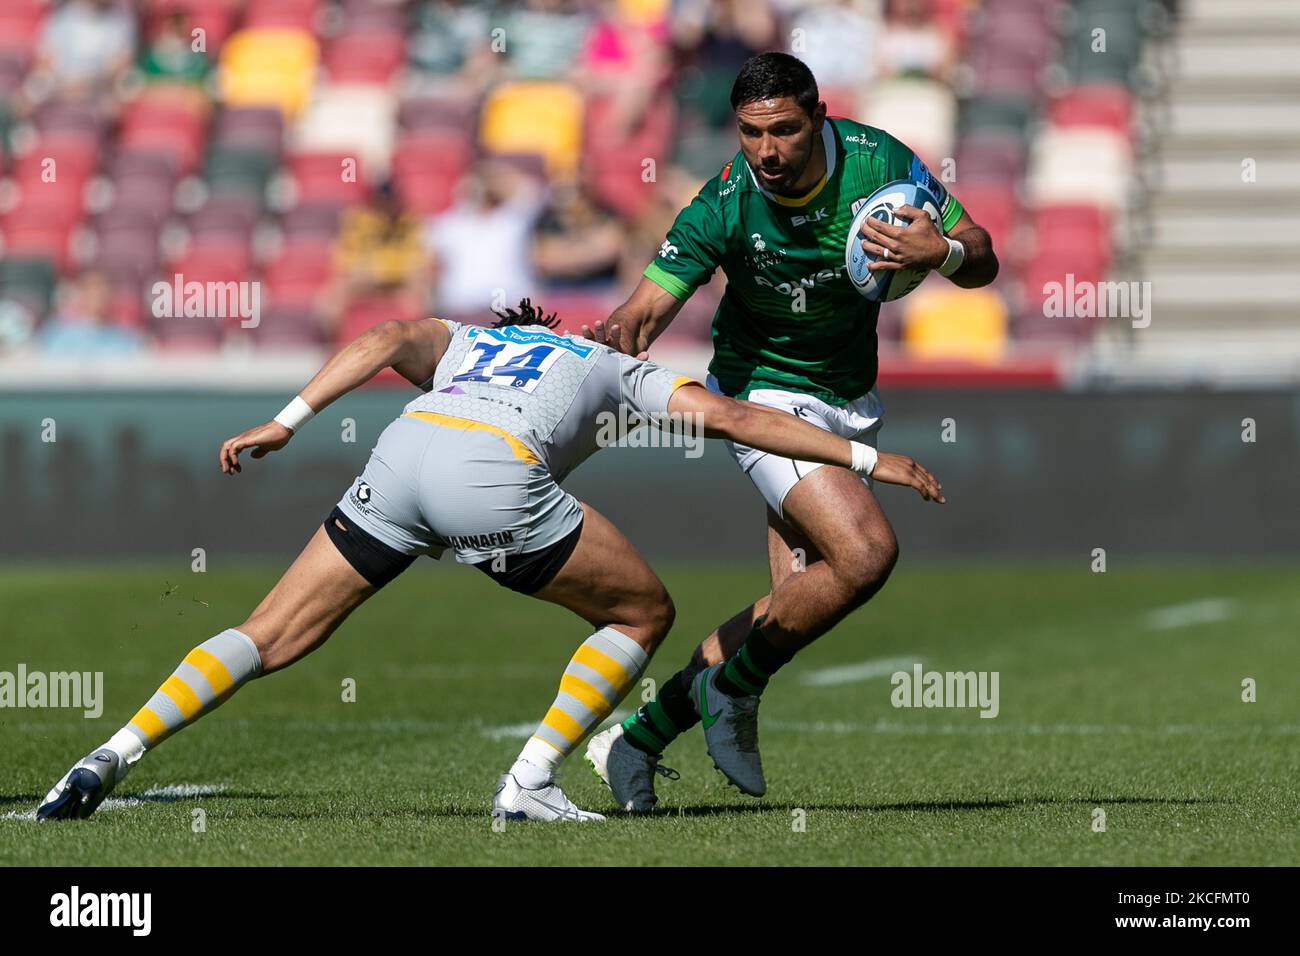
[1,561,1296,866]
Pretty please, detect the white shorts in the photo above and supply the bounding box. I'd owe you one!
[707,374,884,519]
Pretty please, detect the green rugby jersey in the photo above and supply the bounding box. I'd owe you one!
[644,118,965,404]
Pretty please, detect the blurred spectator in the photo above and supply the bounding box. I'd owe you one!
[503,0,592,81]
[576,0,671,139]
[426,160,545,318]
[38,271,145,357]
[531,178,623,290]
[408,0,498,102]
[330,179,431,320]
[670,0,778,176]
[35,0,137,99]
[137,11,210,87]
[782,0,879,94]
[877,0,954,82]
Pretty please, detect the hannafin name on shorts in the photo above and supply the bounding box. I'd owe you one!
[890,663,999,719]
[595,406,705,458]
[0,664,103,718]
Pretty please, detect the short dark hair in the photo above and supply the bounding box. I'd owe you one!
[729,52,820,116]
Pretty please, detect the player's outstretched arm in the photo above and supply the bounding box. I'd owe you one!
[581,276,686,359]
[667,385,945,503]
[219,318,451,474]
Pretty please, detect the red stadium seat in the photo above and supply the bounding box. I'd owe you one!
[391,131,473,216]
[287,151,369,207]
[243,0,321,32]
[325,30,407,84]
[1048,85,1134,139]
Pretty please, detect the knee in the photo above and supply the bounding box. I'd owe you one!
[836,528,899,604]
[637,587,676,652]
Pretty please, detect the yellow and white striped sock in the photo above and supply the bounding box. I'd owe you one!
[513,627,649,784]
[105,629,263,776]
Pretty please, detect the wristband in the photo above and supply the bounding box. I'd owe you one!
[850,441,878,476]
[937,236,966,277]
[273,396,315,433]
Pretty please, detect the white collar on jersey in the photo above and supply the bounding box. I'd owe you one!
[746,119,838,206]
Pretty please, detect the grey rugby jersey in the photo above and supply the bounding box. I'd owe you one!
[403,320,696,481]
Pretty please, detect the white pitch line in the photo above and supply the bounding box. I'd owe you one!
[1143,598,1235,630]
[798,657,922,687]
[476,710,631,741]
[765,719,1300,737]
[4,783,227,822]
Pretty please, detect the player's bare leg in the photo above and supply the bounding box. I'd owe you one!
[496,503,676,820]
[604,466,896,799]
[37,528,376,820]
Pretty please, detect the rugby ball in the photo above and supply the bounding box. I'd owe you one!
[844,178,943,302]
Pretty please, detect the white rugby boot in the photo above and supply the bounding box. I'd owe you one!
[491,772,605,822]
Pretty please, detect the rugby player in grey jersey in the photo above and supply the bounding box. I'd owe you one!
[37,301,943,824]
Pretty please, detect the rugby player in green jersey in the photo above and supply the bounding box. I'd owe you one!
[583,52,999,809]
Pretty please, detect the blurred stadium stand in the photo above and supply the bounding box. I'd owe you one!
[0,0,1292,386]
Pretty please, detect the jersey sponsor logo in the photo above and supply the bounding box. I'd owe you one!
[751,232,767,252]
[790,207,828,227]
[753,265,846,295]
[843,134,877,147]
[466,324,593,356]
[719,178,739,199]
[658,239,679,260]
[446,530,516,549]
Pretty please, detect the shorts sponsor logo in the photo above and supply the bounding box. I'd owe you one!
[447,531,516,549]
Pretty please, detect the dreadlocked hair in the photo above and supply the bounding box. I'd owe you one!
[490,297,561,330]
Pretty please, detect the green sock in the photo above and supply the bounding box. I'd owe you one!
[621,666,700,756]
[714,616,794,698]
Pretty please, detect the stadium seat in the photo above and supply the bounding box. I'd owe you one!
[863,79,957,165]
[243,0,322,32]
[952,183,1019,261]
[1025,127,1131,209]
[1048,85,1134,138]
[479,82,584,178]
[901,286,1009,363]
[218,28,320,118]
[0,257,57,317]
[325,30,407,85]
[336,293,418,345]
[391,131,473,216]
[292,84,398,181]
[286,151,370,207]
[280,202,344,240]
[253,303,331,347]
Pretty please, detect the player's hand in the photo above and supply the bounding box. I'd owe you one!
[860,204,948,273]
[578,319,649,361]
[870,452,946,503]
[219,421,293,475]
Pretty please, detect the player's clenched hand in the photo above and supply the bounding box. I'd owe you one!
[219,421,293,475]
[578,319,649,361]
[860,204,948,273]
[870,452,946,503]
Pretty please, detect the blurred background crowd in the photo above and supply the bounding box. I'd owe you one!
[0,0,1205,367]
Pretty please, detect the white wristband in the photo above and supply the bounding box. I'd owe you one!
[273,396,315,433]
[850,441,878,476]
[937,236,966,277]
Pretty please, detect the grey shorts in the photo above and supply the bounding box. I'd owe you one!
[334,413,585,567]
